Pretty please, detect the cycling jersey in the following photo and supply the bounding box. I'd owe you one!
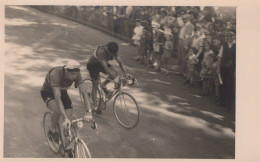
[93,46,116,62]
[41,66,83,109]
[41,66,83,93]
[87,46,115,80]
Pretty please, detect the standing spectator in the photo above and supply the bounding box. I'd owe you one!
[149,21,160,68]
[177,14,194,76]
[177,11,185,27]
[124,6,134,39]
[139,27,151,65]
[161,32,174,75]
[101,7,109,28]
[114,6,127,36]
[152,8,161,23]
[185,48,199,86]
[200,41,215,94]
[217,29,236,109]
[159,10,168,27]
[132,19,144,61]
[153,27,165,72]
[171,18,179,55]
[190,25,206,84]
[191,24,205,59]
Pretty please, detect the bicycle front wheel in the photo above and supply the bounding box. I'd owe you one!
[74,139,91,158]
[113,92,140,129]
[43,112,59,153]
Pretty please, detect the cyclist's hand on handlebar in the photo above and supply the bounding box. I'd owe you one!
[114,76,120,84]
[63,118,71,130]
[84,111,93,121]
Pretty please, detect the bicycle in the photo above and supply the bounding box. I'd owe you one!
[43,111,97,158]
[81,75,140,129]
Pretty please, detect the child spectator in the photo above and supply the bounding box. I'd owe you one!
[200,41,215,95]
[161,32,174,75]
[211,61,220,101]
[184,48,199,86]
[132,19,144,61]
[139,27,151,65]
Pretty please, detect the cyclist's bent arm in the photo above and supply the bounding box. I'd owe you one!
[115,56,126,76]
[52,86,69,120]
[100,60,117,79]
[78,83,92,112]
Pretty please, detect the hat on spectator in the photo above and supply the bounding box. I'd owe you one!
[160,10,168,15]
[200,27,208,34]
[141,20,149,26]
[143,27,149,32]
[164,31,173,37]
[158,26,164,33]
[228,29,236,35]
[182,14,190,19]
[151,20,161,28]
[136,19,141,23]
[196,23,202,29]
[178,10,185,15]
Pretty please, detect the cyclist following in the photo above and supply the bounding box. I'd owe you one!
[87,42,127,114]
[41,60,93,145]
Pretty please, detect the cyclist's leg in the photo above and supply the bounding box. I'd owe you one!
[60,91,73,147]
[87,63,101,109]
[91,79,99,109]
[47,100,61,131]
[41,90,61,132]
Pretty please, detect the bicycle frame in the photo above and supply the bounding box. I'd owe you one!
[58,115,93,151]
[97,75,125,104]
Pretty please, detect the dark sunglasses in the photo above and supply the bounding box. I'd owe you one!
[67,68,80,72]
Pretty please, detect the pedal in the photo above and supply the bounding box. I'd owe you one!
[91,122,97,129]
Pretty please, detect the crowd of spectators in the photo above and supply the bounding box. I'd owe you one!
[122,6,235,110]
[35,6,236,110]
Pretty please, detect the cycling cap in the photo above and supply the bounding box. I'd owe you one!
[107,42,119,54]
[64,60,80,69]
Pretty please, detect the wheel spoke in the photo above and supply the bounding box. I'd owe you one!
[113,92,139,129]
[75,140,91,158]
[121,94,133,126]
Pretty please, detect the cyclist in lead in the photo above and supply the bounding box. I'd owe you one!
[41,60,93,144]
[87,42,127,114]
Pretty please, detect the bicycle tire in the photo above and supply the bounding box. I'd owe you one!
[113,92,140,129]
[43,112,60,153]
[74,139,92,158]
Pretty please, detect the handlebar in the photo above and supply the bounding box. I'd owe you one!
[71,118,97,130]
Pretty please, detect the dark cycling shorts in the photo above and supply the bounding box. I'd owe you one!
[41,90,72,109]
[87,56,111,81]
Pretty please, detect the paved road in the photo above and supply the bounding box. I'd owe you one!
[4,6,235,158]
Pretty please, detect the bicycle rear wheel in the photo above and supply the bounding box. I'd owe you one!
[113,92,140,129]
[74,139,91,158]
[43,112,60,153]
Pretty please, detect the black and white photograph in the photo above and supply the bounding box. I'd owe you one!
[1,1,260,161]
